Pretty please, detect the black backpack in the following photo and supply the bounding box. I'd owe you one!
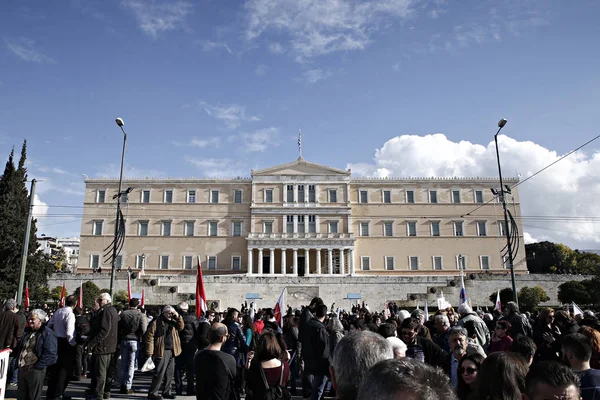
[259,365,291,400]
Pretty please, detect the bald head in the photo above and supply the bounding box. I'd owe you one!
[208,322,228,345]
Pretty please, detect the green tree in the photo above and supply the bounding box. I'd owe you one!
[73,281,100,309]
[574,252,600,275]
[489,288,514,306]
[50,286,64,302]
[0,141,54,304]
[557,281,592,304]
[113,290,129,309]
[517,286,550,312]
[52,247,68,272]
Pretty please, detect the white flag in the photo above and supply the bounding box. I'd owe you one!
[572,302,584,317]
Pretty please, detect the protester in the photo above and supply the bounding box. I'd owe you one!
[400,318,449,373]
[533,307,560,362]
[475,351,528,400]
[456,353,484,400]
[46,295,77,400]
[501,302,533,338]
[579,325,600,369]
[282,314,299,394]
[488,320,513,353]
[386,337,407,359]
[524,361,581,400]
[86,293,118,400]
[174,301,198,396]
[356,358,457,400]
[433,314,451,352]
[299,303,330,400]
[195,323,237,400]
[561,333,600,400]
[145,305,185,400]
[457,303,490,349]
[411,309,432,340]
[73,306,90,381]
[14,309,57,400]
[330,331,393,400]
[118,297,146,395]
[0,299,26,388]
[328,315,345,354]
[245,331,291,399]
[511,334,537,366]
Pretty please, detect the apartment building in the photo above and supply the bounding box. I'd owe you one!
[78,158,527,275]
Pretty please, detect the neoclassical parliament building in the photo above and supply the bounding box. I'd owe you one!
[78,158,527,276]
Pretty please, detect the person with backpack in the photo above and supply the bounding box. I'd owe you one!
[175,301,199,396]
[245,331,291,400]
[73,306,90,380]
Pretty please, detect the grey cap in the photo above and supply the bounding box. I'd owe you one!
[163,305,175,313]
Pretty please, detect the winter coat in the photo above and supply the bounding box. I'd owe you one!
[299,318,330,375]
[16,324,58,370]
[458,313,491,349]
[145,314,184,358]
[87,304,118,355]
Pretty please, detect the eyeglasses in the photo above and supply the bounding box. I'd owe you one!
[459,367,478,375]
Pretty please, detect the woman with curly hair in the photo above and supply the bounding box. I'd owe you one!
[579,325,600,369]
[456,353,485,400]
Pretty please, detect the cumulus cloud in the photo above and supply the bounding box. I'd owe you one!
[296,69,333,84]
[198,40,235,56]
[121,0,192,38]
[4,38,55,63]
[200,101,261,129]
[239,127,280,152]
[348,134,600,249]
[185,157,249,178]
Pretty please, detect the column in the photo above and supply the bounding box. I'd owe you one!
[346,182,351,204]
[270,248,275,275]
[316,249,322,275]
[293,249,298,276]
[315,215,320,234]
[281,249,287,276]
[293,215,297,233]
[283,183,287,204]
[258,248,263,275]
[305,248,310,276]
[328,249,333,275]
[340,248,345,275]
[252,183,256,205]
[304,186,309,203]
[315,184,319,204]
[247,249,253,275]
[349,248,355,275]
[293,185,298,203]
[347,215,351,234]
[251,215,255,234]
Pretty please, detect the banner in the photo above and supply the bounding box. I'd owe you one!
[0,348,12,400]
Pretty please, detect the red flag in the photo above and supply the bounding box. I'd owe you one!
[59,281,66,307]
[274,288,286,328]
[141,289,145,307]
[127,273,132,302]
[24,281,30,309]
[196,256,207,318]
[78,281,83,309]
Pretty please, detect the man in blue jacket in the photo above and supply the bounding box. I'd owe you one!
[16,309,58,400]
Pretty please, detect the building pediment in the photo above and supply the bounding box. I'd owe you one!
[252,158,350,177]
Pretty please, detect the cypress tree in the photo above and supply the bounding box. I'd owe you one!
[0,141,53,304]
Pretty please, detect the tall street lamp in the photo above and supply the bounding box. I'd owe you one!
[109,118,128,296]
[494,118,519,306]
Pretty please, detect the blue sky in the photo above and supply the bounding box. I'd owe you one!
[1,0,600,248]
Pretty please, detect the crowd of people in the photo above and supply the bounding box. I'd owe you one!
[1,293,600,400]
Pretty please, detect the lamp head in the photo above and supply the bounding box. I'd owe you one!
[498,118,507,128]
[115,118,124,127]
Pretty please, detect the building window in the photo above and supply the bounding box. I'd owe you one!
[409,256,419,271]
[360,222,369,237]
[431,221,440,237]
[475,190,484,204]
[286,216,294,234]
[91,254,100,269]
[233,221,242,237]
[160,255,169,269]
[385,256,394,271]
[384,221,393,237]
[452,190,461,203]
[120,192,128,204]
[93,220,103,236]
[188,190,196,203]
[209,221,218,236]
[480,255,490,270]
[142,190,150,203]
[329,189,337,203]
[232,256,241,270]
[406,190,415,204]
[457,255,467,270]
[433,256,443,270]
[477,221,487,236]
[136,255,144,269]
[360,190,368,203]
[183,255,193,270]
[185,221,195,236]
[287,185,294,202]
[210,190,219,204]
[454,221,464,237]
[308,185,316,203]
[162,221,171,236]
[264,221,273,234]
[298,185,305,202]
[164,190,173,203]
[208,256,217,270]
[383,190,391,204]
[329,221,338,234]
[234,189,242,204]
[407,222,417,237]
[139,221,148,236]
[297,216,305,234]
[361,256,370,271]
[498,220,509,236]
[308,215,316,233]
[96,190,106,203]
[429,190,438,204]
[265,189,273,203]
[503,255,509,269]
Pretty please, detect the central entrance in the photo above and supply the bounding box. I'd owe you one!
[298,256,306,277]
[262,255,271,274]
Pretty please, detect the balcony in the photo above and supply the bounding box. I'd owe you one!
[247,232,355,248]
[248,232,354,239]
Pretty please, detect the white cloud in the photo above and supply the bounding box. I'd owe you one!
[4,38,55,63]
[348,133,600,249]
[392,62,401,72]
[185,157,248,177]
[239,127,280,152]
[121,0,192,38]
[200,101,260,129]
[95,164,166,178]
[268,42,285,54]
[190,137,221,148]
[198,40,235,56]
[255,64,269,76]
[297,69,333,84]
[245,0,419,61]
[32,194,49,218]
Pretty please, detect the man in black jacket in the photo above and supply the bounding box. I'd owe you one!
[118,297,146,394]
[501,301,533,338]
[87,293,118,400]
[73,306,90,380]
[175,301,198,396]
[300,303,330,400]
[400,318,449,373]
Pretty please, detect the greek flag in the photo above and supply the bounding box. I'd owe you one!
[459,270,467,305]
[298,130,302,155]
